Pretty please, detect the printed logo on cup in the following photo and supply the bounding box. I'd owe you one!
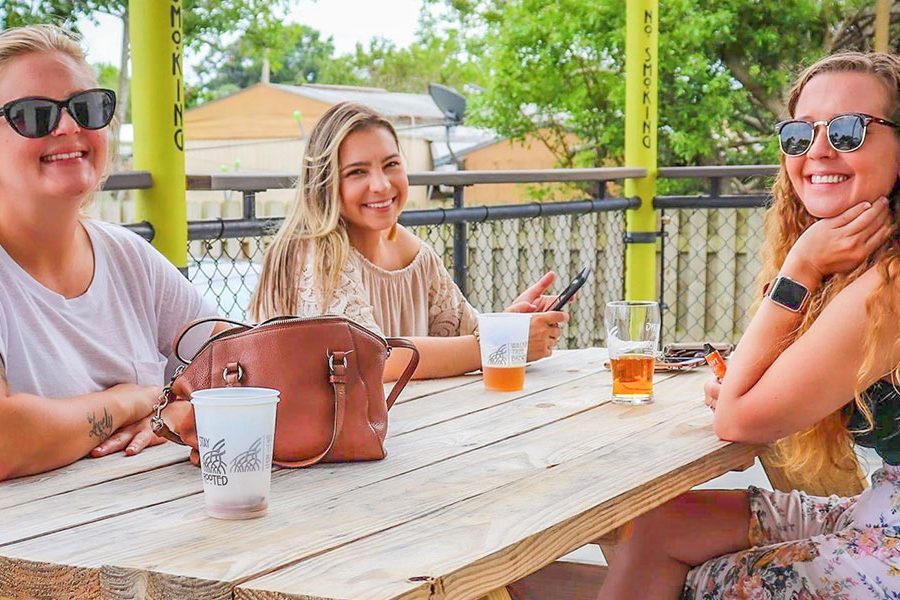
[486,342,527,367]
[200,437,229,487]
[231,436,268,473]
[199,435,273,485]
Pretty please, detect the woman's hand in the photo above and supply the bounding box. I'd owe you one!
[525,311,569,360]
[785,197,893,280]
[90,384,164,457]
[505,271,570,360]
[506,303,569,361]
[704,379,721,412]
[507,271,560,312]
[90,416,167,457]
[162,400,201,466]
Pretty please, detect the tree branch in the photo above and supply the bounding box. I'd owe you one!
[721,52,785,119]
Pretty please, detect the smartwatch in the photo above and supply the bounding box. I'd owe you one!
[765,276,810,312]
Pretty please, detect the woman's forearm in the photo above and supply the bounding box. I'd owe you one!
[384,335,481,381]
[723,257,823,398]
[0,386,154,481]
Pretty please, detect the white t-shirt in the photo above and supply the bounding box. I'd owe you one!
[0,220,216,398]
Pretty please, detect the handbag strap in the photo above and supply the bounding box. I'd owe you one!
[384,338,419,409]
[272,350,349,468]
[173,316,250,364]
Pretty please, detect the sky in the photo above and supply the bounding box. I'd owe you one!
[78,0,425,71]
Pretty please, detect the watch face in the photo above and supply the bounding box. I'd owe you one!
[771,277,808,310]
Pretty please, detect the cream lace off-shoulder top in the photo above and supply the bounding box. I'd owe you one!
[293,240,479,338]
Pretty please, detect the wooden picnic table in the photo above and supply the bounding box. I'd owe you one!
[0,348,761,600]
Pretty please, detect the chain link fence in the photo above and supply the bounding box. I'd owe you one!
[179,206,767,346]
[181,208,627,349]
[118,167,775,347]
[659,206,768,344]
[188,236,265,321]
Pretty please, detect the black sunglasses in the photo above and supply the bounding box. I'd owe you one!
[776,112,900,156]
[0,88,116,138]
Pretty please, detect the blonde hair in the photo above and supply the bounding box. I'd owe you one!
[249,102,400,320]
[760,52,900,491]
[0,25,111,202]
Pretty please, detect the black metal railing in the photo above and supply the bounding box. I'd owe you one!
[108,165,778,345]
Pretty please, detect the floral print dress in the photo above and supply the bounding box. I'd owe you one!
[683,382,900,599]
[683,467,900,599]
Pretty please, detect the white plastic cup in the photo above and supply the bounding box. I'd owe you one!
[191,387,280,520]
[477,312,532,391]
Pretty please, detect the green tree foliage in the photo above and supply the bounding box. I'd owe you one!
[191,23,336,104]
[318,34,487,94]
[423,0,898,172]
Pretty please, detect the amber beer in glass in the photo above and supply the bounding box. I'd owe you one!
[604,301,660,404]
[477,313,531,392]
[482,365,527,391]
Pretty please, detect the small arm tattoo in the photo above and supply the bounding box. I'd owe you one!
[87,407,113,440]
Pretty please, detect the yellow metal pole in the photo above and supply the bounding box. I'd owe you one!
[874,0,892,53]
[128,0,187,269]
[624,0,659,301]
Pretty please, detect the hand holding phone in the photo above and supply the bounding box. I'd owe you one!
[548,266,591,311]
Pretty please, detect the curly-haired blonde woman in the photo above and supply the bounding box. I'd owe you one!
[598,52,899,599]
[250,102,568,380]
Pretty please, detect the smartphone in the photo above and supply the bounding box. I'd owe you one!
[548,266,591,311]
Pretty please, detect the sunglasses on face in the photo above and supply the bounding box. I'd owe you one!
[0,88,116,138]
[775,112,900,156]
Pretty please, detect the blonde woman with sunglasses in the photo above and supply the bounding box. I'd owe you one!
[598,52,899,599]
[250,102,568,381]
[0,26,217,481]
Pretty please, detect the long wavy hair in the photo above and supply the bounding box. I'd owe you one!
[760,52,900,491]
[0,25,111,205]
[249,102,400,320]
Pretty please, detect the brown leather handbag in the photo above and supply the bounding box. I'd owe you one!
[151,315,419,467]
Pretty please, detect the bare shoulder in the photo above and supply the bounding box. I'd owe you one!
[826,263,900,372]
[394,225,425,264]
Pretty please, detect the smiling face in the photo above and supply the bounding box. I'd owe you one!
[786,71,900,219]
[337,125,408,234]
[0,51,108,211]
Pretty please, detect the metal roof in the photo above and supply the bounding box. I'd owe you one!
[271,83,446,122]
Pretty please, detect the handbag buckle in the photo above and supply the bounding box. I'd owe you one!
[327,350,353,372]
[222,362,244,384]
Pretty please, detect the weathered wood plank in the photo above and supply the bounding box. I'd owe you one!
[494,219,521,312]
[571,213,596,349]
[661,210,680,343]
[520,219,545,298]
[2,363,688,599]
[683,209,708,341]
[387,348,607,436]
[469,222,494,311]
[385,373,481,405]
[0,557,99,600]
[0,462,200,546]
[708,209,737,341]
[235,407,760,600]
[0,351,604,567]
[0,443,188,510]
[507,560,607,600]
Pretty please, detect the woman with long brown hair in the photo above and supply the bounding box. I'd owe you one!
[250,102,568,380]
[598,52,899,599]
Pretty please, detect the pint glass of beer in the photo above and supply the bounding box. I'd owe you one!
[477,313,531,391]
[604,301,660,404]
